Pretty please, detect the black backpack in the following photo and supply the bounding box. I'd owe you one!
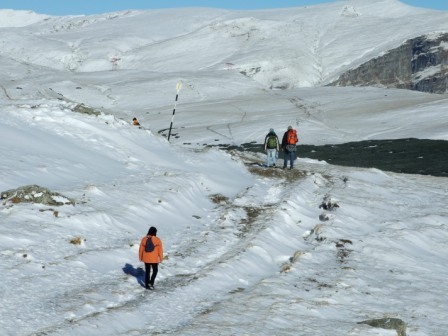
[145,236,155,252]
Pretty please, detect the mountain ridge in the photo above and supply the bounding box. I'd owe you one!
[1,0,447,92]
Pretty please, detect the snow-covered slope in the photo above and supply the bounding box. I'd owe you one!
[1,0,447,86]
[1,98,447,335]
[1,2,447,145]
[1,1,448,335]
[0,9,49,27]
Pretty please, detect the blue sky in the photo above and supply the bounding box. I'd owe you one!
[1,0,447,15]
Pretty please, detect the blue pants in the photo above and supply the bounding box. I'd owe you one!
[283,150,296,169]
[266,149,278,167]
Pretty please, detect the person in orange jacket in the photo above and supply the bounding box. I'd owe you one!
[281,125,299,169]
[132,117,141,126]
[139,226,163,290]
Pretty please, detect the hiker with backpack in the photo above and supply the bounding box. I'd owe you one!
[132,117,141,126]
[281,125,299,169]
[139,226,163,290]
[264,128,280,167]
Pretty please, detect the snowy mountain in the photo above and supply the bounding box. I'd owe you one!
[2,1,448,88]
[1,0,447,335]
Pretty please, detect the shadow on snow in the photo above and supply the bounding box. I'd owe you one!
[122,263,145,288]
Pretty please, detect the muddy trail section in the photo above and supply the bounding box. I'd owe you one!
[216,138,448,177]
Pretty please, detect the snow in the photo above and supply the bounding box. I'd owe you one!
[1,0,448,335]
[0,9,49,27]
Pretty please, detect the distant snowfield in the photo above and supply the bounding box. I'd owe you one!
[0,9,49,27]
[1,1,448,335]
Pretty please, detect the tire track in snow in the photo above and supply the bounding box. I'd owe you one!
[0,84,11,99]
[205,103,247,143]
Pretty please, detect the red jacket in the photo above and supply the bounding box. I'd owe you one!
[139,235,163,263]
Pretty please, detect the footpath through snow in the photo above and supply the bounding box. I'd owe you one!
[1,100,448,335]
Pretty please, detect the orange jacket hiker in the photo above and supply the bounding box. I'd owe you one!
[133,117,141,126]
[139,233,163,264]
[139,226,163,290]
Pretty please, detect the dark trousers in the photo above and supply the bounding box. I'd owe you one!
[283,151,296,168]
[144,263,158,287]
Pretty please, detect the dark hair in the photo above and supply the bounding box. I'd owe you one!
[148,226,157,236]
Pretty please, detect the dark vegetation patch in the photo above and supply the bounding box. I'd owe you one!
[306,277,334,290]
[69,236,84,245]
[218,138,448,177]
[209,194,229,205]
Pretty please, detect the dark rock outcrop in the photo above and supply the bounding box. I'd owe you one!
[331,33,448,94]
[358,317,406,336]
[1,185,74,206]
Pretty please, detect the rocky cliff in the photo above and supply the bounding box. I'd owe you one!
[331,33,448,94]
